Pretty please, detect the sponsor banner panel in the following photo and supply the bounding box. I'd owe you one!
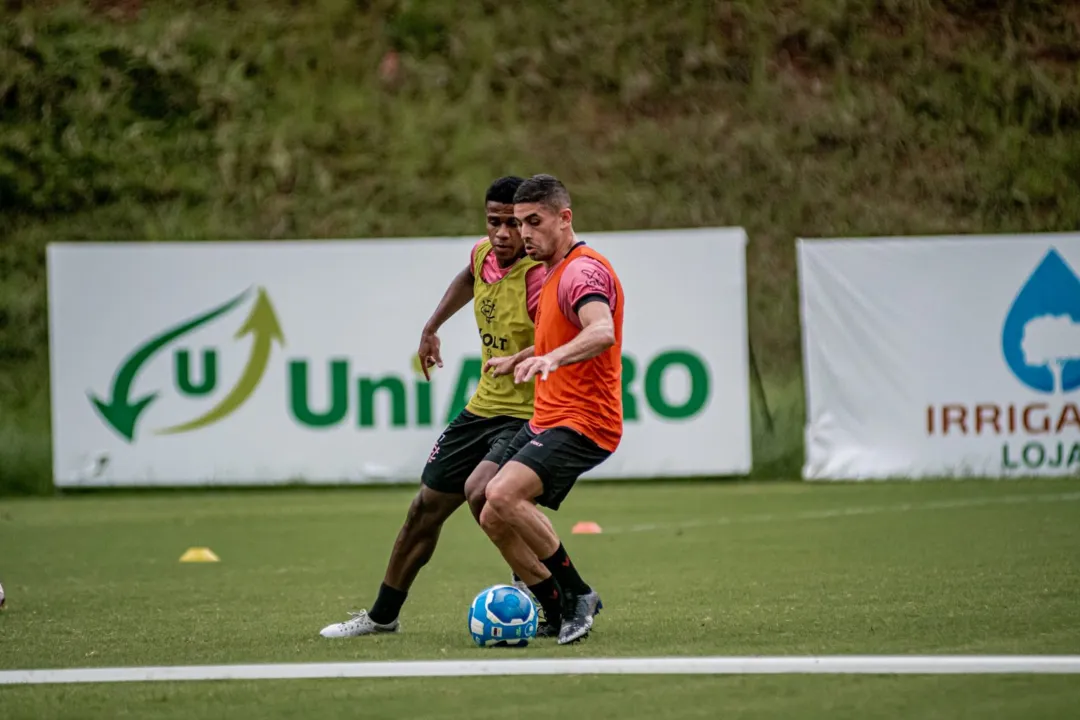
[48,229,751,486]
[798,233,1080,480]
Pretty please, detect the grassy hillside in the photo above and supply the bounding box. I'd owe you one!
[2,0,1079,493]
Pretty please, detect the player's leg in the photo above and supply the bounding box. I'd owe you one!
[464,426,564,633]
[463,423,550,584]
[484,426,611,645]
[475,497,564,636]
[464,461,545,584]
[319,485,464,638]
[319,411,487,638]
[376,484,464,609]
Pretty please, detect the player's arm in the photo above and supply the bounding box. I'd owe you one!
[485,344,535,377]
[511,345,535,362]
[422,266,473,336]
[544,302,615,367]
[514,304,613,383]
[418,266,474,379]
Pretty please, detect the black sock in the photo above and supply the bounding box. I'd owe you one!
[527,576,563,624]
[368,582,408,624]
[512,572,522,583]
[540,544,591,596]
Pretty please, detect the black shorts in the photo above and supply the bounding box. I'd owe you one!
[421,409,526,494]
[499,424,612,511]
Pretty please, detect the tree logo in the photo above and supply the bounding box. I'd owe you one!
[1002,248,1080,394]
[89,287,285,442]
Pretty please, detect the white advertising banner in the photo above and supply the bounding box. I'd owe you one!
[48,229,751,487]
[798,233,1080,480]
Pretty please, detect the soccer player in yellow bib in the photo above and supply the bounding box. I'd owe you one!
[319,177,563,639]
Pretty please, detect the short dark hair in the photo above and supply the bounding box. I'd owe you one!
[485,176,525,205]
[513,174,571,210]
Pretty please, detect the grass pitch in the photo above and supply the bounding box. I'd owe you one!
[2,478,1080,718]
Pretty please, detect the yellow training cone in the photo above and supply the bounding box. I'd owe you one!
[571,521,603,535]
[179,547,220,563]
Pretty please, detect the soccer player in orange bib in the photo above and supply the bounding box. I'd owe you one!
[483,174,624,644]
[319,176,567,639]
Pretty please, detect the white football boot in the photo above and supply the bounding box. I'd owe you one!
[319,610,399,638]
[512,573,531,596]
[512,573,543,615]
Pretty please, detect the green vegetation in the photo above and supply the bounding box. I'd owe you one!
[3,479,1080,716]
[3,0,1080,493]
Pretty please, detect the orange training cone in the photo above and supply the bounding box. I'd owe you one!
[571,521,603,535]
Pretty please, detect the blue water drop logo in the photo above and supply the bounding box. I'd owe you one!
[1001,248,1080,394]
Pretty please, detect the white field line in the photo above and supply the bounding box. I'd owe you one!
[3,656,1080,685]
[603,491,1080,535]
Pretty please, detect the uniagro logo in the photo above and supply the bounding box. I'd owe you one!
[926,247,1080,473]
[89,287,284,442]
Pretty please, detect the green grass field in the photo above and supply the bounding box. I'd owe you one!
[3,478,1080,718]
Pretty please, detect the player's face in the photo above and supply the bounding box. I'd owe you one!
[486,201,523,264]
[516,202,571,262]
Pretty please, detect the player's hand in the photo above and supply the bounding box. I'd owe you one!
[417,331,442,381]
[515,355,558,384]
[485,355,518,377]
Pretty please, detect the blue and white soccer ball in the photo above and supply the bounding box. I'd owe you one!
[467,584,537,647]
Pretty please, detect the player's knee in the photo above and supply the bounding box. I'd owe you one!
[405,490,450,533]
[484,476,519,517]
[465,489,486,522]
[463,473,489,511]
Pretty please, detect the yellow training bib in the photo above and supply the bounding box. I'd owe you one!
[466,241,541,419]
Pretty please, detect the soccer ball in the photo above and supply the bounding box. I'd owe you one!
[0,580,5,609]
[467,584,537,647]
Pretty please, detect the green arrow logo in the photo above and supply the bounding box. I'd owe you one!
[156,288,285,435]
[89,289,250,442]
